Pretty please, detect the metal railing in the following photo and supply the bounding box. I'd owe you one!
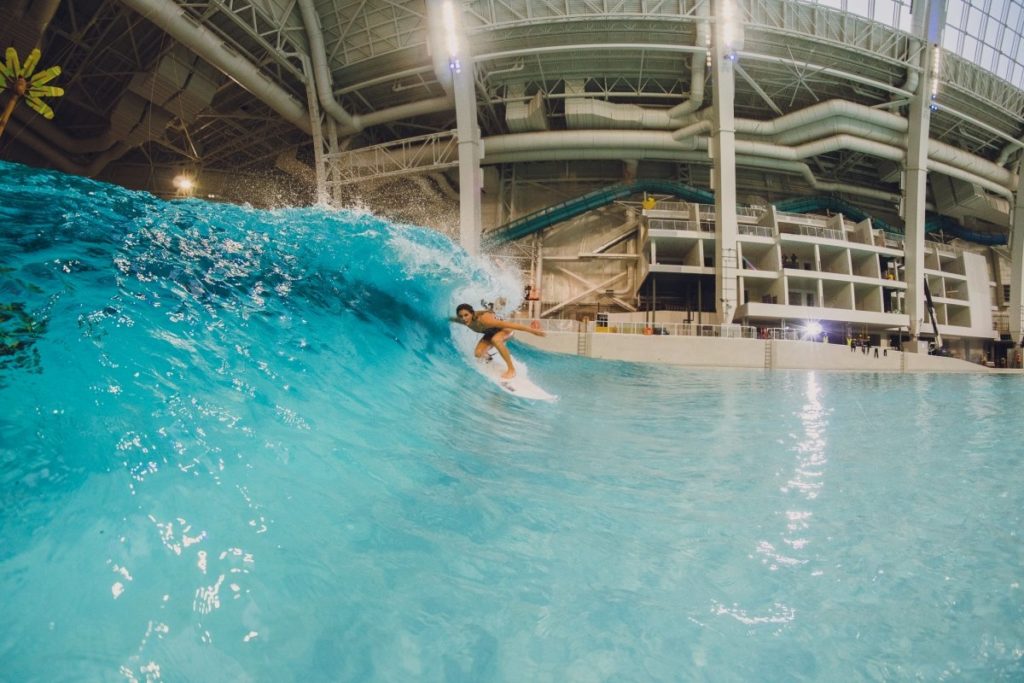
[761,328,804,341]
[801,225,844,240]
[648,218,701,232]
[738,224,775,238]
[648,200,691,214]
[512,318,758,339]
[737,206,769,219]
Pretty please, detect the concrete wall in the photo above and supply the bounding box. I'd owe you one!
[962,250,994,336]
[516,331,1000,374]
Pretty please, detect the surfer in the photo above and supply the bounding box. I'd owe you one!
[453,303,545,379]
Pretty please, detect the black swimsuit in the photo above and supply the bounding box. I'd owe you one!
[468,313,502,341]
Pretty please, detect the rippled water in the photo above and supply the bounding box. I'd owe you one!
[1,161,1022,681]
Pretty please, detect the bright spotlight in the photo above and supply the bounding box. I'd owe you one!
[803,321,823,338]
[720,0,738,60]
[442,0,461,73]
[173,175,195,194]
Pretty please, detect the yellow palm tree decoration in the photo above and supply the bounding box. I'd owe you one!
[0,47,63,139]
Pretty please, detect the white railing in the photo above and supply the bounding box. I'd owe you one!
[789,225,844,241]
[761,328,803,341]
[517,317,580,333]
[649,201,691,214]
[738,224,774,238]
[776,212,828,226]
[932,242,960,256]
[511,318,758,339]
[737,206,768,219]
[648,218,701,232]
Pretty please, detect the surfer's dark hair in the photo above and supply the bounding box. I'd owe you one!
[456,303,474,315]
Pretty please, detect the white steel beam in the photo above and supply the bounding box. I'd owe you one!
[904,0,945,349]
[711,0,739,324]
[1009,171,1024,346]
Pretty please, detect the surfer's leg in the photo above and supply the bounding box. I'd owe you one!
[474,339,490,360]
[491,332,516,379]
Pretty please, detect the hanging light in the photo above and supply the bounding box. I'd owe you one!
[442,0,461,74]
[929,43,941,111]
[173,174,196,195]
[720,0,738,61]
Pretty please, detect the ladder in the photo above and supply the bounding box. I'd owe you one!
[577,321,591,356]
[900,347,907,373]
[763,338,773,370]
[720,246,739,320]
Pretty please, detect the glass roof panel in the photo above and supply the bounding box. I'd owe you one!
[795,0,1024,89]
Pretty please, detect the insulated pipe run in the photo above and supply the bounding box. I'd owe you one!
[483,128,1009,196]
[670,100,1017,189]
[120,0,311,134]
[666,0,709,120]
[8,121,131,176]
[11,105,119,154]
[22,0,62,44]
[672,99,908,137]
[484,130,703,156]
[356,96,453,129]
[996,135,1024,167]
[296,0,356,133]
[733,156,901,202]
[297,0,453,135]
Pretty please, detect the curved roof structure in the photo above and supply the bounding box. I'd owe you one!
[1,0,1022,239]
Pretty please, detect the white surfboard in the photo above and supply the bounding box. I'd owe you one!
[476,350,557,401]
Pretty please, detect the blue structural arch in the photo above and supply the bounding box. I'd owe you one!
[482,183,1006,248]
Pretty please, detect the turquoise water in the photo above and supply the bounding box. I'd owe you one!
[1,161,1023,681]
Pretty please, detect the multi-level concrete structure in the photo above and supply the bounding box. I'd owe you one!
[641,200,993,353]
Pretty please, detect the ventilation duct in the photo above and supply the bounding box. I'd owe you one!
[108,93,174,148]
[666,0,709,120]
[931,174,1011,226]
[0,0,61,54]
[128,45,220,127]
[505,89,548,132]
[11,45,217,176]
[565,98,672,130]
[120,0,311,134]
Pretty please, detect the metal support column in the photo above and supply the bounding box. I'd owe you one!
[1009,169,1024,346]
[325,118,340,204]
[711,0,740,324]
[904,0,945,351]
[454,58,482,255]
[302,56,328,204]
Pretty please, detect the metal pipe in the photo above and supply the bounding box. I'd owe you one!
[120,0,312,134]
[296,0,356,133]
[12,104,119,154]
[667,0,709,120]
[297,0,453,135]
[8,122,131,176]
[355,96,453,129]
